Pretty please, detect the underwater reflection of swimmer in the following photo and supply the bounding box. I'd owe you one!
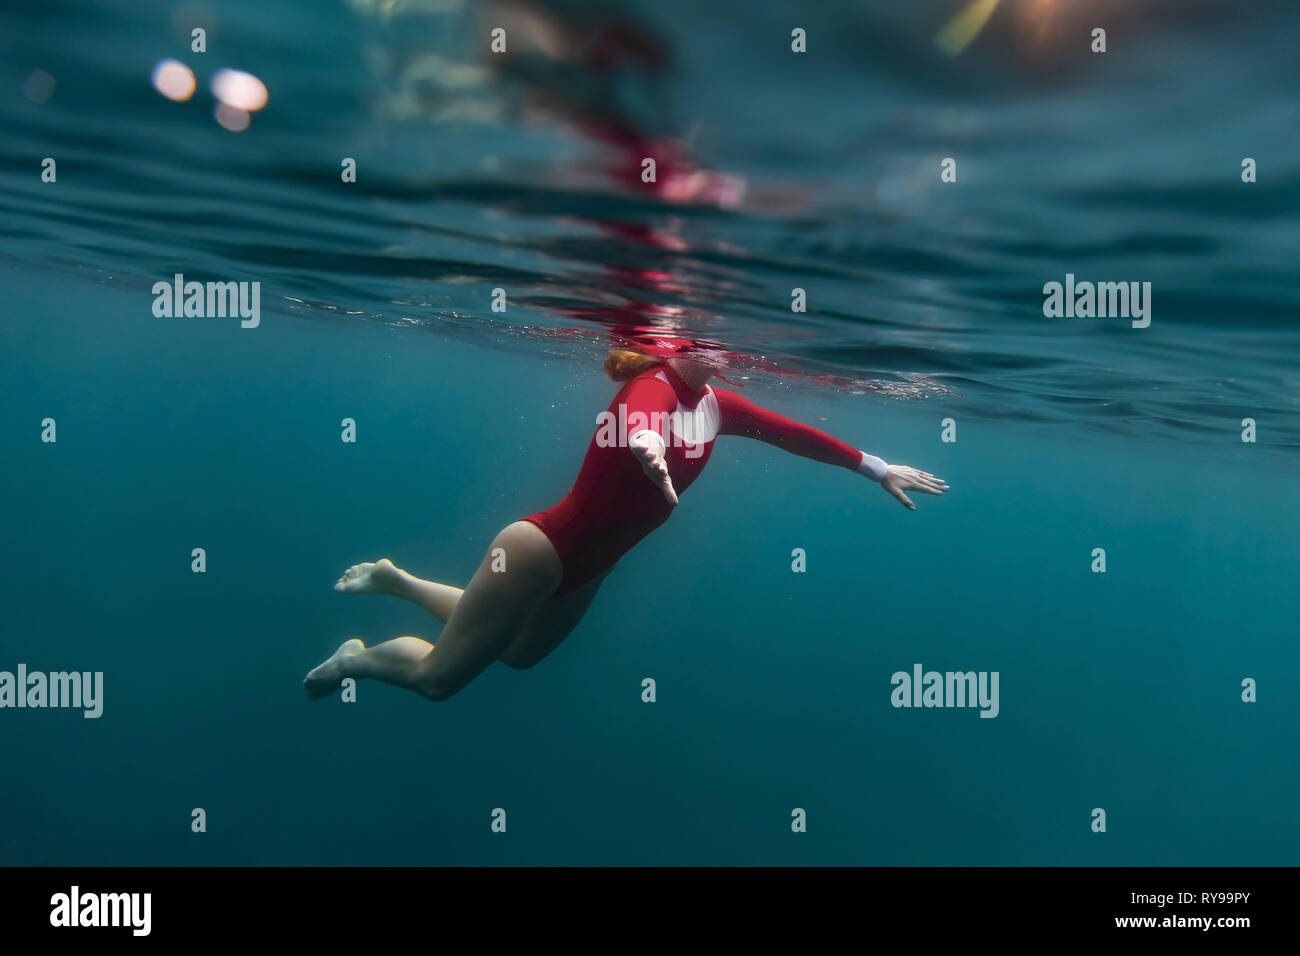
[304,339,947,703]
[478,0,749,208]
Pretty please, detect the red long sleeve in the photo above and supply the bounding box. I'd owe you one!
[713,388,863,470]
[614,373,678,442]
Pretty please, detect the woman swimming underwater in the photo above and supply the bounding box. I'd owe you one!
[304,340,948,702]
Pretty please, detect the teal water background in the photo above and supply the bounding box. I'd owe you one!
[4,275,1296,865]
[1,0,1298,864]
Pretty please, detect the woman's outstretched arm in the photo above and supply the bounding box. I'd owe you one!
[713,387,948,510]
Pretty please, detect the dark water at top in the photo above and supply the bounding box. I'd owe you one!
[4,0,1299,449]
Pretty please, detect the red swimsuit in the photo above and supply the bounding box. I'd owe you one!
[523,365,865,596]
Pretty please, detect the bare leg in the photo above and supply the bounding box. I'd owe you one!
[334,558,463,623]
[499,571,607,669]
[304,636,430,698]
[305,521,562,702]
[331,557,603,674]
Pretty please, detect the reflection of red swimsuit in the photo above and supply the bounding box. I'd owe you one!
[524,365,867,596]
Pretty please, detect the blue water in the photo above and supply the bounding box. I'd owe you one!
[1,0,1297,865]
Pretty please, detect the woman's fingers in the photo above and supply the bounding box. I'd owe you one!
[882,465,948,508]
[654,459,678,504]
[889,485,916,511]
[629,434,678,505]
[661,472,679,505]
[901,467,948,494]
[646,456,678,505]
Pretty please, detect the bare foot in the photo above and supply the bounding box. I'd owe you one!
[334,559,405,595]
[304,638,365,699]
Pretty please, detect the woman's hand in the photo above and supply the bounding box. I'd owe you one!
[629,431,679,505]
[881,465,948,511]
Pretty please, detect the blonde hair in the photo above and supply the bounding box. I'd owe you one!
[604,348,663,382]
